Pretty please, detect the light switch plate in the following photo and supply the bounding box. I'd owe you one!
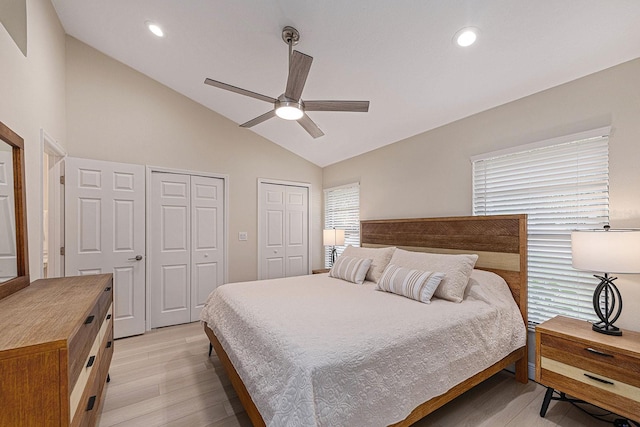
[238,232,248,241]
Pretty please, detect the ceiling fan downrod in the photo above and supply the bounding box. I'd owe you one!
[281,26,300,67]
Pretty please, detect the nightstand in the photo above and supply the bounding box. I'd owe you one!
[312,268,330,274]
[535,315,640,422]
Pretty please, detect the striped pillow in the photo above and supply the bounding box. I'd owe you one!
[329,256,373,284]
[376,264,445,303]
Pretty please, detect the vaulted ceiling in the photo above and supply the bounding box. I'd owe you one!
[51,1,640,167]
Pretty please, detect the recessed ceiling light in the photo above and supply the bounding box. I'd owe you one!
[146,21,164,38]
[454,27,478,47]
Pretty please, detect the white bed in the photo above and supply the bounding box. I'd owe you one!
[202,215,529,426]
[201,270,525,426]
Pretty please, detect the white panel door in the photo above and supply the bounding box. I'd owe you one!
[285,186,308,277]
[0,150,17,282]
[150,172,191,328]
[259,182,308,280]
[65,157,145,339]
[260,183,285,279]
[190,176,224,321]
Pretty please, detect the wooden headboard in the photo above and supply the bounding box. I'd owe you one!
[360,214,527,325]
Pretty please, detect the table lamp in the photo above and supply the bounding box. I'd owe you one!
[323,228,345,266]
[571,226,640,336]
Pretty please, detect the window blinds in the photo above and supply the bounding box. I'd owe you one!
[324,183,360,268]
[472,133,609,327]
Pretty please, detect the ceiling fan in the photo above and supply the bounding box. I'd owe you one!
[204,26,369,139]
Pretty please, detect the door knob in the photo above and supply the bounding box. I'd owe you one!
[128,255,143,261]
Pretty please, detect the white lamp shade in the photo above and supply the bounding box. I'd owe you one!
[323,229,345,246]
[571,229,640,273]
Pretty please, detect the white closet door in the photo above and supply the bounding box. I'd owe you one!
[259,182,309,279]
[150,172,191,328]
[0,150,17,282]
[65,157,145,339]
[190,175,224,321]
[260,183,286,279]
[284,186,308,277]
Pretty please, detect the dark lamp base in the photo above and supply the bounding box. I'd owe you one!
[591,273,623,337]
[592,322,622,336]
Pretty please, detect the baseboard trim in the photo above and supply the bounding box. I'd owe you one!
[528,361,535,380]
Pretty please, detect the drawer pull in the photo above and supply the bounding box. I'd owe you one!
[105,286,111,292]
[86,395,97,411]
[107,314,112,320]
[586,347,613,358]
[584,373,614,385]
[86,355,96,368]
[106,341,112,349]
[84,315,95,325]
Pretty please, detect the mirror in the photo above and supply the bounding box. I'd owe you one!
[0,121,29,299]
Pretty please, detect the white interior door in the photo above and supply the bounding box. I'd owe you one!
[0,150,17,282]
[260,183,285,279]
[65,157,145,338]
[284,186,308,277]
[149,172,191,328]
[259,182,309,279]
[190,175,224,321]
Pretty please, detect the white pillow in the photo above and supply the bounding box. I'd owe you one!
[342,245,396,283]
[376,264,445,303]
[388,249,478,303]
[329,255,373,284]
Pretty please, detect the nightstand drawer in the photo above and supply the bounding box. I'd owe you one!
[540,334,640,388]
[540,359,640,418]
[541,357,640,400]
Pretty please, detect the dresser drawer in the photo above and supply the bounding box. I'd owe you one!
[540,334,640,388]
[68,302,101,388]
[70,321,103,423]
[97,282,113,325]
[71,369,101,427]
[68,280,113,389]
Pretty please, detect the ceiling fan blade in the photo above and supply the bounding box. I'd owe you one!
[297,114,324,139]
[204,78,276,104]
[304,100,370,112]
[240,110,276,128]
[284,51,313,101]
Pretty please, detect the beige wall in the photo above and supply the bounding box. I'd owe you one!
[324,58,640,332]
[0,0,66,280]
[64,37,323,282]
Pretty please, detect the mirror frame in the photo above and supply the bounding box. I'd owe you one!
[0,121,29,299]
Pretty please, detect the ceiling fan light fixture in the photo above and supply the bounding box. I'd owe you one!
[275,101,304,120]
[454,27,478,47]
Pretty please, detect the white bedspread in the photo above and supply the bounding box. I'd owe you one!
[200,269,526,427]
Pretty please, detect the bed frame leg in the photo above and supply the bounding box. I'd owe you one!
[208,343,213,357]
[514,353,528,383]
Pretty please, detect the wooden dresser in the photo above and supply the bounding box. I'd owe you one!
[0,274,114,427]
[536,315,640,422]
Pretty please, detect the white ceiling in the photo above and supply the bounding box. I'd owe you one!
[51,0,640,167]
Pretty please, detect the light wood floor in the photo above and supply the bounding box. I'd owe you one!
[98,321,615,427]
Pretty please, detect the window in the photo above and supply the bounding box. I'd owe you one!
[324,183,360,268]
[472,128,610,327]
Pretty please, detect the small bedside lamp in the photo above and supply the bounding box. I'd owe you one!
[323,228,345,267]
[571,226,640,336]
